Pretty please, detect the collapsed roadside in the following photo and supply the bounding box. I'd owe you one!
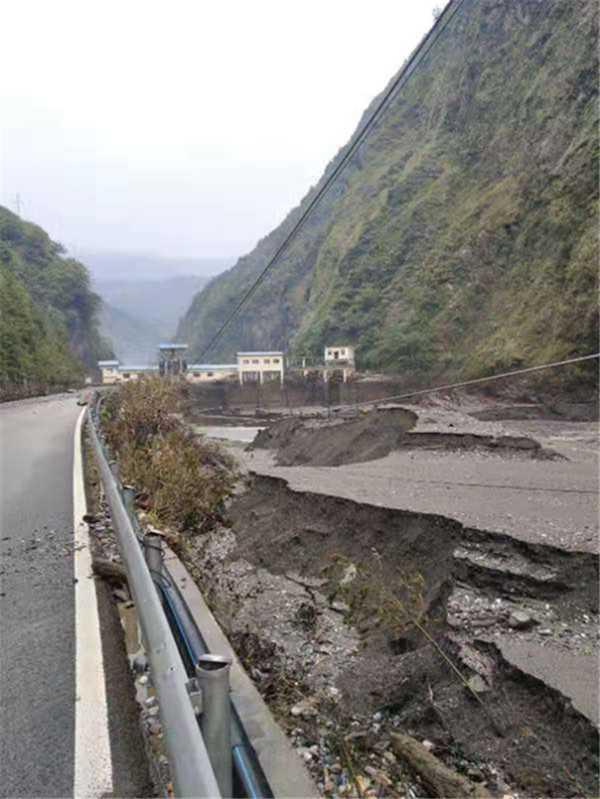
[95,378,599,798]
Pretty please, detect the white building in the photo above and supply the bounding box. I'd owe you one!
[98,358,238,385]
[324,345,355,366]
[323,345,356,383]
[99,346,288,386]
[118,365,159,381]
[97,361,159,384]
[186,364,238,383]
[236,351,284,385]
[97,360,120,384]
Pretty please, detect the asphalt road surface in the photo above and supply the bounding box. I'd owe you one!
[240,420,598,553]
[0,394,150,798]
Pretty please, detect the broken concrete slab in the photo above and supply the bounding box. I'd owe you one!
[496,637,599,725]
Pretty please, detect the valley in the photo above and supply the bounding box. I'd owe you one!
[96,275,211,362]
[83,252,233,363]
[1,0,598,797]
[178,0,598,390]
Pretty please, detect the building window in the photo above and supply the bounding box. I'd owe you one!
[252,359,259,364]
[123,373,130,379]
[243,359,250,365]
[207,372,214,377]
[273,358,280,364]
[193,372,200,377]
[341,349,346,355]
[263,358,270,364]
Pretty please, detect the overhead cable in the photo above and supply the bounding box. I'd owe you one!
[199,0,464,358]
[351,352,600,408]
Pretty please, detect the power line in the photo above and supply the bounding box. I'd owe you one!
[199,0,465,358]
[350,352,600,408]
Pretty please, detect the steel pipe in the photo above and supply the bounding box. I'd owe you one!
[87,415,221,799]
[196,654,233,799]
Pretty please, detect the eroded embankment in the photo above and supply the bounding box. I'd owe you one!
[182,473,599,798]
[250,408,561,467]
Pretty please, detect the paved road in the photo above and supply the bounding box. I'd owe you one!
[497,638,599,726]
[240,422,598,553]
[0,395,150,798]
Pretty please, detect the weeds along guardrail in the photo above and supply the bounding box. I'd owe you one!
[89,397,232,797]
[87,394,273,799]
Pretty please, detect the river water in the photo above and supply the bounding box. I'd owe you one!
[193,425,264,444]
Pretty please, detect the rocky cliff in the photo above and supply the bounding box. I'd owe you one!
[178,0,598,383]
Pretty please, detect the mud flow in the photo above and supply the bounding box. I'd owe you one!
[184,474,599,797]
[250,407,562,466]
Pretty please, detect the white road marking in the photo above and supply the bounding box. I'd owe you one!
[73,408,114,798]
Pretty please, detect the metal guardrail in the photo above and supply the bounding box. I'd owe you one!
[159,563,273,799]
[87,407,223,798]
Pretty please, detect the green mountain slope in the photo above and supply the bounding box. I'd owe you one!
[178,0,598,383]
[0,206,112,387]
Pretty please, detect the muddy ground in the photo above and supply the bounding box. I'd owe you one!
[181,395,599,798]
[86,381,598,797]
[182,473,598,797]
[242,411,597,554]
[249,406,562,467]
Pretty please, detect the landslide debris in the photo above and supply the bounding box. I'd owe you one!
[250,406,560,466]
[182,472,599,797]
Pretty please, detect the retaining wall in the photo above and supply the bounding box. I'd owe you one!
[186,377,415,411]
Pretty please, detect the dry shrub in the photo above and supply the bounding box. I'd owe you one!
[328,552,437,651]
[104,376,237,532]
[104,376,181,451]
[120,431,236,531]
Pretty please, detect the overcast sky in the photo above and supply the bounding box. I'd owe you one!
[1,1,441,264]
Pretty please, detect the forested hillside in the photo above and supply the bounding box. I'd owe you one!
[178,0,598,383]
[0,206,111,390]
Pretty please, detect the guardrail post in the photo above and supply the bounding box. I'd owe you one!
[122,485,136,517]
[196,654,233,798]
[144,532,163,577]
